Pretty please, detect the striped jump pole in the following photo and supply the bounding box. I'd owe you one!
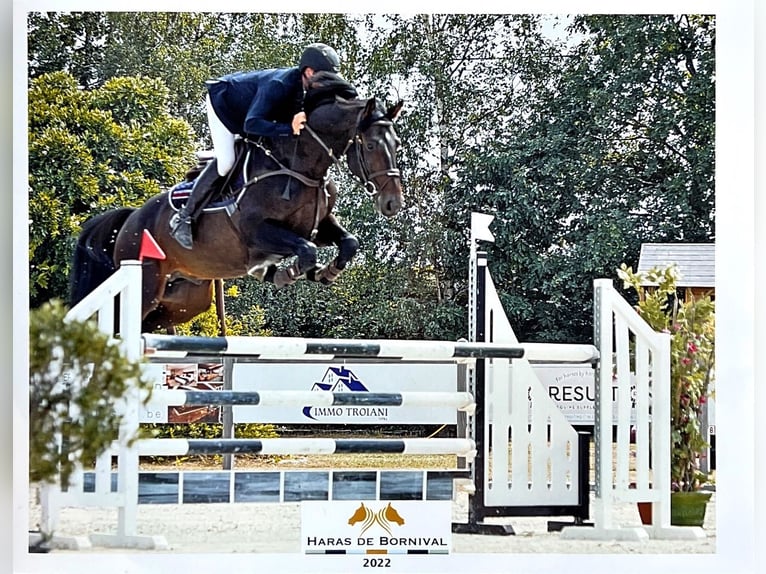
[142,334,526,361]
[521,342,599,364]
[136,438,477,458]
[146,389,476,413]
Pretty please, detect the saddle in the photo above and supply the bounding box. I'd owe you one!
[168,142,250,214]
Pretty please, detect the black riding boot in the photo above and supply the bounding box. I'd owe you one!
[170,159,220,249]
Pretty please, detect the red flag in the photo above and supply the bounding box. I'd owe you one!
[139,229,166,261]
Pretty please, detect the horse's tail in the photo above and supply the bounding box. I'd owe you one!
[69,207,136,307]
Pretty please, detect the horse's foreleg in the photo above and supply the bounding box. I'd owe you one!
[248,221,318,288]
[272,240,317,288]
[307,216,359,285]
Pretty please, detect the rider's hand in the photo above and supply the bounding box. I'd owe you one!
[292,112,307,135]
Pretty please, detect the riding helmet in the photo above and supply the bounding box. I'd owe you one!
[299,43,341,73]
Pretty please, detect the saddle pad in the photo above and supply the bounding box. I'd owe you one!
[168,180,237,212]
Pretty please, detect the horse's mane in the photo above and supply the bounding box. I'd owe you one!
[304,71,359,114]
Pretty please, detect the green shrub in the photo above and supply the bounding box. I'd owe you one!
[29,299,151,485]
[618,264,715,492]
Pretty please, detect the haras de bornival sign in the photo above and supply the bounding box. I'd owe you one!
[301,500,451,555]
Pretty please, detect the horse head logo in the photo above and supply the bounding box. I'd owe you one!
[348,502,371,526]
[383,502,404,526]
[347,502,405,536]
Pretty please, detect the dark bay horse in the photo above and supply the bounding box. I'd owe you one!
[70,75,404,332]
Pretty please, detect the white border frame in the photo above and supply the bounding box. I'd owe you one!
[9,1,759,573]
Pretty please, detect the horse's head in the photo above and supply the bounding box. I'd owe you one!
[304,73,404,218]
[345,98,404,217]
[384,502,405,526]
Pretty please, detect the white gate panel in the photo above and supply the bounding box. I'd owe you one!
[482,272,581,507]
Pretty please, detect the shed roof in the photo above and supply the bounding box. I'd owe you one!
[636,243,715,288]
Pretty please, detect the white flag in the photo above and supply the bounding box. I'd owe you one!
[470,212,495,243]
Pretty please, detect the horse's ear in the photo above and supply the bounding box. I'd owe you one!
[387,100,404,121]
[363,97,377,118]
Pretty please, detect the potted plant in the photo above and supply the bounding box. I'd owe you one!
[29,300,151,550]
[618,264,715,527]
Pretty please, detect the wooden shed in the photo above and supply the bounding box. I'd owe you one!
[636,243,715,301]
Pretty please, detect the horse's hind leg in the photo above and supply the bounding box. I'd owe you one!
[138,260,168,322]
[307,215,359,285]
[163,279,215,323]
[142,280,214,333]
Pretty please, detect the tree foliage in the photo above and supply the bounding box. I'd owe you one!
[443,14,715,341]
[27,13,716,344]
[28,71,196,306]
[29,300,151,485]
[28,12,365,139]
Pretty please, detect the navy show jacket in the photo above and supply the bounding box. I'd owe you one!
[205,67,304,138]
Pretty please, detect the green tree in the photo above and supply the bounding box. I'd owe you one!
[359,15,545,296]
[26,14,715,344]
[444,14,715,342]
[28,12,366,139]
[27,12,109,87]
[28,71,196,306]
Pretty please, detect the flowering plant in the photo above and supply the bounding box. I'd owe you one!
[618,264,715,492]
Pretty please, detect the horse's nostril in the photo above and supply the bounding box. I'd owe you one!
[384,198,402,217]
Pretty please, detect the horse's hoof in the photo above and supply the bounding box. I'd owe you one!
[273,268,298,288]
[315,262,342,285]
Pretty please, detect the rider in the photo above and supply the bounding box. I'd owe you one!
[169,43,342,249]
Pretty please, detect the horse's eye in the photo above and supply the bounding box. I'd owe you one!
[366,142,375,151]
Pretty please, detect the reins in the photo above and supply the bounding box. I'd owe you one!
[231,102,401,239]
[241,138,323,189]
[239,137,328,240]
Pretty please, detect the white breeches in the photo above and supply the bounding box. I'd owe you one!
[206,94,236,176]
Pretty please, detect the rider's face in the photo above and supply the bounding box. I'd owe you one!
[302,68,315,89]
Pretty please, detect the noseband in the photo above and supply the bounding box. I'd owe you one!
[350,120,401,198]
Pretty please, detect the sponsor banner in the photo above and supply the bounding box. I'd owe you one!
[533,364,599,424]
[533,364,636,425]
[140,362,224,423]
[232,363,458,425]
[142,361,709,428]
[301,500,451,555]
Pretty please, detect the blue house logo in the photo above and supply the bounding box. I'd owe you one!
[302,367,373,420]
[312,366,369,392]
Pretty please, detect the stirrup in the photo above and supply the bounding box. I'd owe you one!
[170,211,191,231]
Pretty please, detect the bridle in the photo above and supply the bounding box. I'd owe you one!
[348,119,401,198]
[303,110,401,200]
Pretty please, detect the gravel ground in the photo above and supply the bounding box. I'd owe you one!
[27,487,715,555]
[20,486,719,574]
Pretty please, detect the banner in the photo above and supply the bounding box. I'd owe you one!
[301,500,451,555]
[232,363,458,425]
